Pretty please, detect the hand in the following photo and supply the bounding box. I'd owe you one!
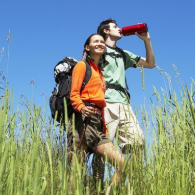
[135,32,150,42]
[80,106,95,117]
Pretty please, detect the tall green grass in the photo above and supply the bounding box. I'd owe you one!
[0,77,194,194]
[0,32,195,194]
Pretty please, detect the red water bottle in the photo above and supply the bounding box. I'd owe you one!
[120,23,148,36]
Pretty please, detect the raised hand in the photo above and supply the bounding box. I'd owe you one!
[135,32,150,42]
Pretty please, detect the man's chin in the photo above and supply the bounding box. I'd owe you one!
[116,36,122,41]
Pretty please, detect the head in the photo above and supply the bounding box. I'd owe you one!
[97,18,121,40]
[83,34,105,61]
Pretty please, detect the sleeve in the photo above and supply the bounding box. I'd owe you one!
[70,61,86,112]
[123,50,141,69]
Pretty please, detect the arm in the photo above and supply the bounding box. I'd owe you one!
[70,61,86,112]
[135,32,155,69]
[70,61,95,116]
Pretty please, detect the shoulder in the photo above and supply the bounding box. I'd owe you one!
[123,49,139,60]
[123,49,134,56]
[74,61,86,70]
[76,61,86,66]
[72,61,87,76]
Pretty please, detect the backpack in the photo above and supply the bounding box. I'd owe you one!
[49,57,91,123]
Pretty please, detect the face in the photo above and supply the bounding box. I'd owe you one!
[85,35,105,56]
[106,22,122,40]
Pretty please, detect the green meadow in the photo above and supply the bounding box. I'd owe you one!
[0,34,195,194]
[1,74,195,195]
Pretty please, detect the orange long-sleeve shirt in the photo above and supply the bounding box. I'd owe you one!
[70,60,106,112]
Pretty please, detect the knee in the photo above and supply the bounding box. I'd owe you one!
[121,145,131,154]
[121,142,144,154]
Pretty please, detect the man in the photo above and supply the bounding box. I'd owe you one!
[92,18,155,185]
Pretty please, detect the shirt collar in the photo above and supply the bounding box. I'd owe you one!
[106,44,118,50]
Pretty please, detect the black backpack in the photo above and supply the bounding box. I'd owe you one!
[49,57,91,123]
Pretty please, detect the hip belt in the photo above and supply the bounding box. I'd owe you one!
[106,82,130,100]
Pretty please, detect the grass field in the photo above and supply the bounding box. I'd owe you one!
[0,32,195,194]
[0,76,195,194]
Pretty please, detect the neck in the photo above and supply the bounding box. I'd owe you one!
[105,37,117,48]
[90,55,100,66]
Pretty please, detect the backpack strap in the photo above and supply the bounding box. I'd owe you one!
[116,47,126,66]
[106,82,130,102]
[81,61,91,89]
[116,47,129,90]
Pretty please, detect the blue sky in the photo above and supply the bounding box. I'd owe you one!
[0,0,195,120]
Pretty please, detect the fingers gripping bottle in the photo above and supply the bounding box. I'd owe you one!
[120,23,148,36]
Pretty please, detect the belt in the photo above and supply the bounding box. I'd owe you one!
[83,102,102,116]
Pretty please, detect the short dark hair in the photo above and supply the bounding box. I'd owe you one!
[97,18,117,39]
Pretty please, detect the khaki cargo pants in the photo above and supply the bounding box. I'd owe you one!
[92,102,144,182]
